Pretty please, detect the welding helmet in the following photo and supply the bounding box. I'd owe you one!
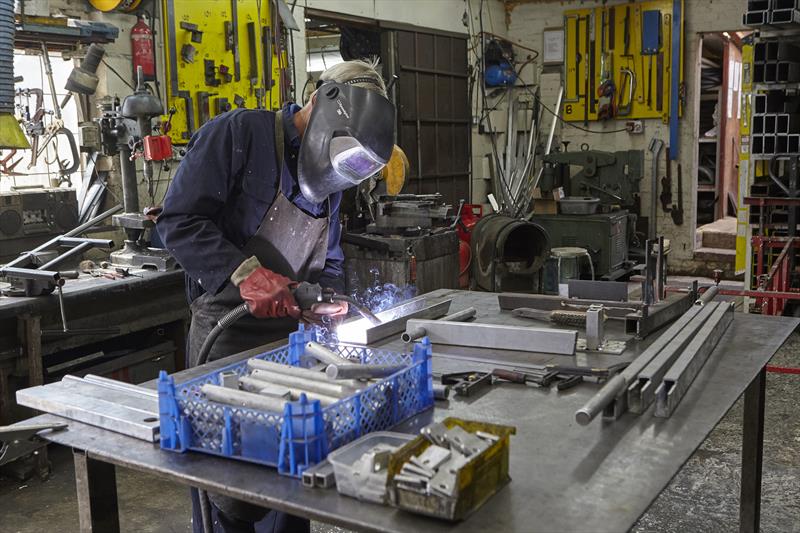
[298,81,395,203]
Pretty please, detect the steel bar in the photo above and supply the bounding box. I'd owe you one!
[325,363,406,380]
[248,369,356,398]
[402,306,477,343]
[654,303,734,417]
[4,205,123,269]
[0,266,61,282]
[630,291,696,337]
[37,242,92,272]
[335,298,452,345]
[238,376,339,407]
[697,285,719,305]
[16,383,159,441]
[575,302,706,425]
[403,319,577,356]
[628,302,720,414]
[246,358,359,388]
[201,384,287,413]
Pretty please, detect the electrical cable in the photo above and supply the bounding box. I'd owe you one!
[101,59,135,91]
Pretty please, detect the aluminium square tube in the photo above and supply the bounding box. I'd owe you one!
[402,307,477,343]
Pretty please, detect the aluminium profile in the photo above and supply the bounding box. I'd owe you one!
[404,318,578,356]
[627,302,720,414]
[655,303,734,417]
[335,297,452,345]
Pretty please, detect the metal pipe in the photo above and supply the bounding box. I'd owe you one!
[247,358,360,388]
[532,86,564,192]
[238,376,340,406]
[37,242,92,271]
[325,363,406,380]
[201,384,286,412]
[303,341,347,365]
[696,285,719,305]
[0,266,62,282]
[4,205,123,269]
[248,369,356,398]
[574,374,627,425]
[402,306,477,343]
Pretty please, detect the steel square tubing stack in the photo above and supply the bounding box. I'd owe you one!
[654,303,735,417]
[575,299,713,425]
[627,302,720,414]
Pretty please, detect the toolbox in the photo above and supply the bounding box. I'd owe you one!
[157,326,434,477]
[386,418,516,521]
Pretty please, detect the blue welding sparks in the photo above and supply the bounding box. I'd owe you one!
[350,268,417,314]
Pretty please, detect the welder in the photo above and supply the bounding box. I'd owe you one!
[157,60,395,533]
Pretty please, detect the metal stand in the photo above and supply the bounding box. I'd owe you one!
[74,449,120,533]
[739,367,766,533]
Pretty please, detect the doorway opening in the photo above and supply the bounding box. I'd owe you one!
[693,31,751,265]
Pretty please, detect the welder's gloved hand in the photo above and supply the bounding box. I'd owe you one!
[301,300,349,326]
[231,256,301,319]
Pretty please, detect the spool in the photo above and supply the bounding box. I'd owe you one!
[543,246,595,295]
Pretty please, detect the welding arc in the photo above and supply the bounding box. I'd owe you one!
[332,294,381,325]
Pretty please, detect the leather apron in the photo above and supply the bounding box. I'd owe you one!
[186,111,331,367]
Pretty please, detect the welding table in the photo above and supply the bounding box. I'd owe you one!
[19,289,800,532]
[0,269,188,424]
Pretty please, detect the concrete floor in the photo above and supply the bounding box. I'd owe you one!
[2,334,798,532]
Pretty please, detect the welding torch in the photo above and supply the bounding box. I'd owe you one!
[196,282,381,366]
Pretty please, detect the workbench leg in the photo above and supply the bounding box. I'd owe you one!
[74,449,120,533]
[739,367,766,533]
[0,366,10,425]
[19,315,48,476]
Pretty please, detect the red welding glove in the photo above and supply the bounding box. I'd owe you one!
[231,256,301,319]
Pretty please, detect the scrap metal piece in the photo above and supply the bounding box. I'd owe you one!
[655,303,734,417]
[302,459,336,489]
[416,445,451,470]
[443,426,488,457]
[405,319,577,356]
[420,422,449,447]
[585,304,605,351]
[325,363,405,380]
[336,298,452,345]
[627,302,720,414]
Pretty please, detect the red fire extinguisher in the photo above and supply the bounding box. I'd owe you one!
[131,15,155,82]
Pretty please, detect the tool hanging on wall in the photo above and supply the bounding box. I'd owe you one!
[641,10,662,111]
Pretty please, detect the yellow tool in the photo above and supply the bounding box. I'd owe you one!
[381,145,410,196]
[87,0,142,12]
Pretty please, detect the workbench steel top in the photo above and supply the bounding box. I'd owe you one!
[27,289,800,533]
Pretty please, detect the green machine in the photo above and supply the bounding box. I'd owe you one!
[533,149,644,280]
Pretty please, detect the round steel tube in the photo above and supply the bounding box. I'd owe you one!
[238,376,340,407]
[325,363,405,380]
[696,285,719,305]
[304,342,347,365]
[402,306,477,343]
[249,369,356,398]
[574,374,627,425]
[246,358,358,388]
[201,384,286,413]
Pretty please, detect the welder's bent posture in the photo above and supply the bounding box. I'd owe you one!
[157,60,395,533]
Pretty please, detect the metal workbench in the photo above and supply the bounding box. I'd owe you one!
[20,289,799,532]
[0,270,188,424]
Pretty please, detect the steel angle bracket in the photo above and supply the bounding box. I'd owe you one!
[655,303,734,418]
[404,319,577,356]
[626,302,720,414]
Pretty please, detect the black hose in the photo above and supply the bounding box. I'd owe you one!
[195,303,250,366]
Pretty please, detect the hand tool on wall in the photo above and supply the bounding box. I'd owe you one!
[648,138,664,240]
[247,22,259,100]
[656,52,664,112]
[230,0,241,82]
[569,15,582,103]
[671,162,684,225]
[177,90,194,139]
[618,67,635,116]
[641,10,662,111]
[263,26,274,93]
[660,146,673,212]
[589,11,596,115]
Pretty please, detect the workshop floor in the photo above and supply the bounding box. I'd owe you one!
[2,330,798,532]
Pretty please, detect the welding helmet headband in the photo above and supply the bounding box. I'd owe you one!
[298,81,395,203]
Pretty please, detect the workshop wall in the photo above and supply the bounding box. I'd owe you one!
[291,0,509,208]
[507,0,744,272]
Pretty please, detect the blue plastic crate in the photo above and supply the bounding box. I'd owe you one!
[157,325,433,477]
